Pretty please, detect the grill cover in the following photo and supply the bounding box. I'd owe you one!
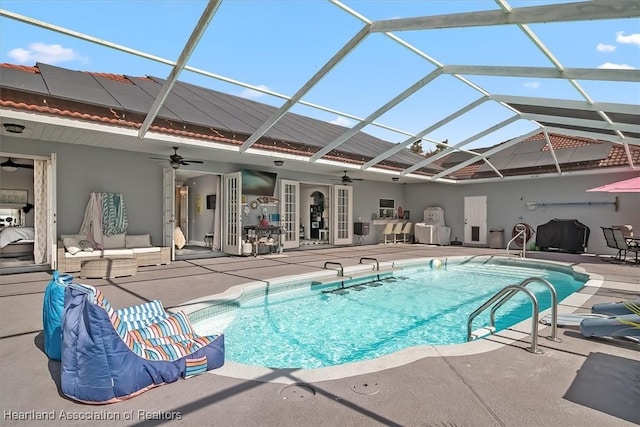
[536,219,590,253]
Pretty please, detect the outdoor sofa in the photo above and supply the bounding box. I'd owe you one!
[57,233,170,273]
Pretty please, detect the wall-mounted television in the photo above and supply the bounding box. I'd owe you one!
[206,194,216,210]
[241,169,277,196]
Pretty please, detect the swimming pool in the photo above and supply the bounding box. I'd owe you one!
[191,258,587,369]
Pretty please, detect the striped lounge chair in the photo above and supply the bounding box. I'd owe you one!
[61,283,224,404]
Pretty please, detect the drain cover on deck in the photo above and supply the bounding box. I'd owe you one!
[280,384,315,400]
[349,380,381,395]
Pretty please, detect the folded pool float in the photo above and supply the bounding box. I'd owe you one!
[591,298,640,316]
[61,283,224,404]
[580,314,640,340]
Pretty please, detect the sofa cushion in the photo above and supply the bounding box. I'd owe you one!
[65,251,101,259]
[132,247,161,254]
[126,234,152,248]
[62,237,82,255]
[102,248,134,257]
[103,233,126,249]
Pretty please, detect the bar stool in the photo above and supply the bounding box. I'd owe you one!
[392,221,405,243]
[382,222,395,244]
[400,222,413,243]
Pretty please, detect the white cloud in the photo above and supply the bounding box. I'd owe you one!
[238,85,270,99]
[330,116,354,127]
[615,31,640,46]
[596,43,616,53]
[597,62,636,70]
[523,81,540,89]
[7,42,82,64]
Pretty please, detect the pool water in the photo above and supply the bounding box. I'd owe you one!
[193,261,585,369]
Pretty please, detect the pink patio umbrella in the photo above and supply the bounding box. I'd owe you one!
[587,176,640,193]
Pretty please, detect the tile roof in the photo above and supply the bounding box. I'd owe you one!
[431,132,639,180]
[0,62,437,174]
[1,62,636,181]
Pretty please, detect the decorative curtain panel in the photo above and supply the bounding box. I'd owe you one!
[213,176,222,251]
[33,159,48,264]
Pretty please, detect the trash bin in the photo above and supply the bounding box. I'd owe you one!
[489,228,504,249]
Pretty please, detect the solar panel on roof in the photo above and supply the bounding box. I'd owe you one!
[178,82,267,133]
[441,151,476,166]
[94,75,156,115]
[38,63,120,109]
[513,139,546,154]
[568,143,612,163]
[125,77,181,121]
[622,131,640,139]
[0,67,49,94]
[508,103,602,122]
[534,151,556,167]
[504,152,542,169]
[140,76,223,126]
[479,156,513,171]
[492,143,519,156]
[606,111,640,125]
[278,115,330,146]
[173,82,256,133]
[552,147,577,163]
[539,122,617,136]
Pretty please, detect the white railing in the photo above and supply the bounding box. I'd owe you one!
[506,223,527,258]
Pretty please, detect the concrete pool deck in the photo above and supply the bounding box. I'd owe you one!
[1,244,638,426]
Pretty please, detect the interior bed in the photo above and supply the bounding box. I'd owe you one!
[0,227,35,258]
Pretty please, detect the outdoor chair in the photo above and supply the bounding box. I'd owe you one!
[611,227,639,265]
[400,222,413,243]
[392,221,406,243]
[601,227,624,263]
[382,222,395,244]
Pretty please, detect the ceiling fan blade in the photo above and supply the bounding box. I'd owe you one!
[1,158,33,169]
[148,156,168,160]
[183,160,204,164]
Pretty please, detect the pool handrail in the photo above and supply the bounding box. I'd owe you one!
[323,262,344,277]
[489,277,560,343]
[507,225,527,258]
[467,284,542,354]
[359,257,380,271]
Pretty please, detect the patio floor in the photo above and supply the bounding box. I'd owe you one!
[1,244,638,426]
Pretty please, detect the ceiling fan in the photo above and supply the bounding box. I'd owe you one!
[1,158,34,171]
[149,147,204,170]
[332,171,364,184]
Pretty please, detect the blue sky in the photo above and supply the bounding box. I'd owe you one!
[1,1,638,151]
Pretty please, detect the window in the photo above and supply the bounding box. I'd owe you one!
[379,198,395,218]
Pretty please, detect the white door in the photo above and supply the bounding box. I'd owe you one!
[464,196,487,245]
[179,186,188,240]
[331,184,353,245]
[163,168,176,260]
[47,154,57,269]
[223,172,242,255]
[280,179,299,249]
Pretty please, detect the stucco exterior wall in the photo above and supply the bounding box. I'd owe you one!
[2,135,636,255]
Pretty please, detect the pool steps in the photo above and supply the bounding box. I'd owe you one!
[311,267,402,286]
[470,326,495,340]
[312,257,402,288]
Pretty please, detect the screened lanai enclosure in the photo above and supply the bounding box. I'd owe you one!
[1,0,638,183]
